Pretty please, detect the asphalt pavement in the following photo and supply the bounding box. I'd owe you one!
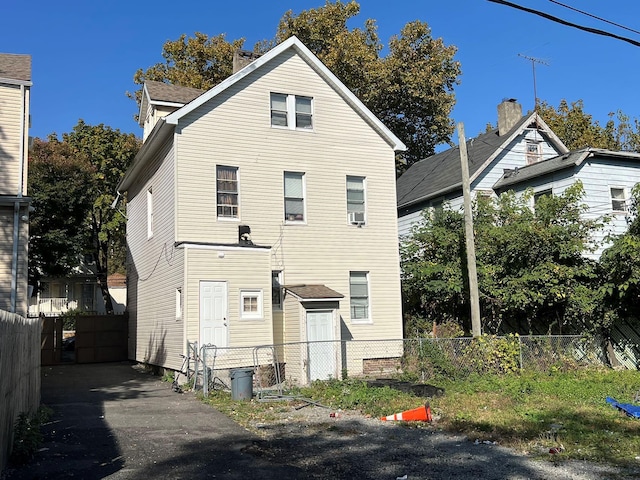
[4,362,302,479]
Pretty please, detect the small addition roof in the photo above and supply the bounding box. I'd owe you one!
[284,285,344,301]
[0,53,32,84]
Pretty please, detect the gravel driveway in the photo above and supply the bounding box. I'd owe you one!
[242,401,640,480]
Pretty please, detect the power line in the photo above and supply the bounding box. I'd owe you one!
[548,0,640,37]
[487,0,640,48]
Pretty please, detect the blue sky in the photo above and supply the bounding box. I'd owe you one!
[3,0,640,145]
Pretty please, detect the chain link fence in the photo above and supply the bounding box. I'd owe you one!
[188,335,606,397]
[194,335,607,395]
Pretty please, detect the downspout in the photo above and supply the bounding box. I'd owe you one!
[10,84,27,313]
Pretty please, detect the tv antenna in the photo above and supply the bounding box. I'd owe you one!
[518,54,549,111]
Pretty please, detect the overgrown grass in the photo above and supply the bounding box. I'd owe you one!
[198,368,640,468]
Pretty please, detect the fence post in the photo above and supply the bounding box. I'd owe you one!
[202,346,208,397]
[518,335,523,370]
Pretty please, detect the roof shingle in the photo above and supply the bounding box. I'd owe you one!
[0,53,31,82]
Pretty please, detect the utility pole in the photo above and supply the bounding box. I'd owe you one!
[518,54,549,111]
[457,123,481,337]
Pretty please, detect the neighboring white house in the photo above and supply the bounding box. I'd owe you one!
[493,148,640,258]
[397,99,568,238]
[118,37,406,383]
[0,53,31,316]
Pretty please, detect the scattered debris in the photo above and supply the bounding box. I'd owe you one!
[381,404,432,422]
[606,397,640,418]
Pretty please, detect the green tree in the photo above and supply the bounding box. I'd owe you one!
[63,121,140,313]
[28,136,95,282]
[133,1,461,171]
[401,184,604,335]
[537,99,640,152]
[29,121,140,313]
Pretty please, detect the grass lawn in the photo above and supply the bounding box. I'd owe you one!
[201,368,640,468]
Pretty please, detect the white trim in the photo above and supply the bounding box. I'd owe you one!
[0,77,32,87]
[164,36,406,151]
[177,243,270,253]
[284,171,306,224]
[609,186,628,213]
[146,187,153,239]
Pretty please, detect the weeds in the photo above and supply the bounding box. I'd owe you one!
[10,407,52,465]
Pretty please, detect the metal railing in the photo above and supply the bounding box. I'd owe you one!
[190,335,605,396]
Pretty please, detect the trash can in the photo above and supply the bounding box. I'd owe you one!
[230,368,254,400]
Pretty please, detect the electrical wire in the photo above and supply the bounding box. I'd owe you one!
[548,0,640,37]
[488,0,640,48]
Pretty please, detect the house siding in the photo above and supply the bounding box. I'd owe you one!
[502,158,640,258]
[0,82,27,196]
[183,246,273,348]
[174,49,402,341]
[126,136,185,370]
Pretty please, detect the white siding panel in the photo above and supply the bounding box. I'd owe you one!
[173,49,402,341]
[184,247,273,348]
[0,83,26,195]
[126,137,185,370]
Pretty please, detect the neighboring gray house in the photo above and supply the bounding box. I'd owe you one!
[397,99,568,238]
[494,148,640,258]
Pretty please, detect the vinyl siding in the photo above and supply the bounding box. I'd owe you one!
[497,158,640,258]
[0,206,29,315]
[183,246,273,348]
[0,83,28,196]
[174,49,402,341]
[126,136,185,370]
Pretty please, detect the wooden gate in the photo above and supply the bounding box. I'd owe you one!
[41,314,128,365]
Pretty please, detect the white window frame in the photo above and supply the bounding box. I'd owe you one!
[272,271,283,311]
[346,176,366,225]
[610,186,628,213]
[216,165,239,220]
[284,171,306,223]
[526,141,541,165]
[175,287,182,320]
[270,93,313,131]
[147,187,153,239]
[349,271,371,324]
[240,289,264,320]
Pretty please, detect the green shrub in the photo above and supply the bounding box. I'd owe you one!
[10,407,51,465]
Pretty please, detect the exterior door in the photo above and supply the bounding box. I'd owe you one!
[200,281,228,347]
[306,310,336,381]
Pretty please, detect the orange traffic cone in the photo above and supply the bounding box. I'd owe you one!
[381,403,432,422]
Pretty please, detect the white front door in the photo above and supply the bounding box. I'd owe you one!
[306,310,336,381]
[200,281,228,347]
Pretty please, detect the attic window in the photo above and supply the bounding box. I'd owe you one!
[526,141,541,165]
[270,93,313,130]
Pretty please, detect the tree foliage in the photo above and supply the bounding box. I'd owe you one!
[537,99,640,152]
[401,184,604,336]
[28,137,95,280]
[28,121,140,313]
[132,1,461,171]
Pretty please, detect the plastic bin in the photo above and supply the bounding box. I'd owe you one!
[230,368,254,400]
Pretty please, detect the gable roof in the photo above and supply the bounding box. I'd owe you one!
[138,81,205,127]
[164,36,406,151]
[493,148,640,191]
[0,53,32,85]
[120,36,406,193]
[396,112,568,210]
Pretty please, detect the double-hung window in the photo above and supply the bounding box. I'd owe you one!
[272,271,283,310]
[346,176,366,225]
[349,272,370,323]
[526,141,541,165]
[611,187,627,212]
[284,172,305,222]
[216,166,239,218]
[270,93,313,130]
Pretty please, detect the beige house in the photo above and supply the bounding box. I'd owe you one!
[0,54,31,315]
[118,37,405,383]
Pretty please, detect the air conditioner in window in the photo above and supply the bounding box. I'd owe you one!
[348,211,365,225]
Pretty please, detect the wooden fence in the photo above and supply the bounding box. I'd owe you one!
[0,310,41,471]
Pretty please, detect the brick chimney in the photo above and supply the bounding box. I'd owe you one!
[497,99,522,136]
[233,50,262,73]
